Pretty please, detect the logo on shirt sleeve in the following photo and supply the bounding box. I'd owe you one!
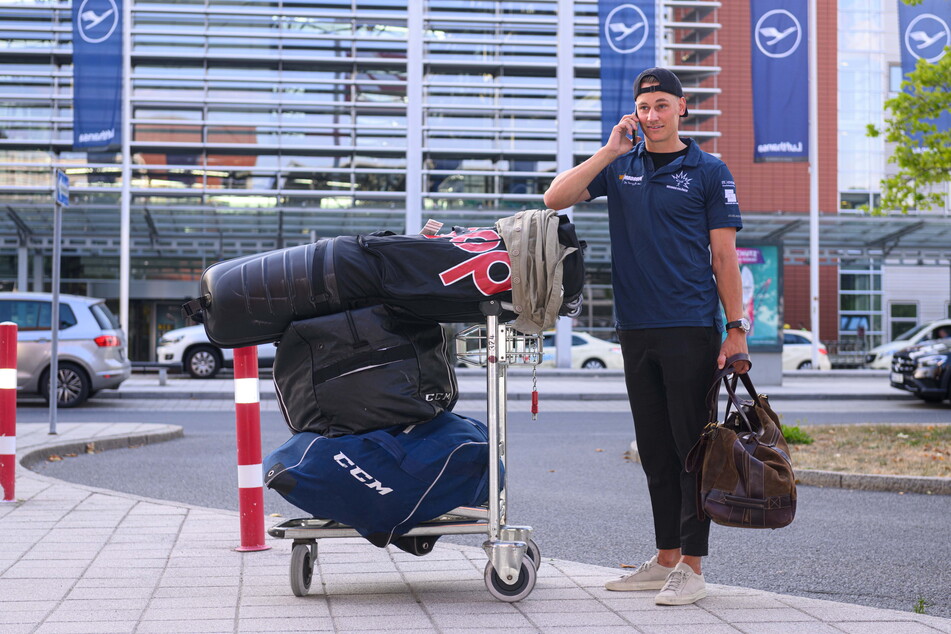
[722,180,739,205]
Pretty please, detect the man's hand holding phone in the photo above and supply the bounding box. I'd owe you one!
[607,112,641,157]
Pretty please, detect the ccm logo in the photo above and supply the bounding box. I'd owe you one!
[425,392,453,401]
[333,452,393,495]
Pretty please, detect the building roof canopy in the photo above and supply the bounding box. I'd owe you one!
[739,213,951,258]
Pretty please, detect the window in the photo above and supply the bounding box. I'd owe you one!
[839,261,883,345]
[889,64,903,95]
[889,302,918,341]
[783,332,809,345]
[0,300,77,331]
[90,303,120,330]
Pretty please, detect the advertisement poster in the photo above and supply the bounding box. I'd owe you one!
[734,245,782,349]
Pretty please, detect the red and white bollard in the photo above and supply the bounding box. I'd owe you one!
[0,322,18,503]
[233,346,269,551]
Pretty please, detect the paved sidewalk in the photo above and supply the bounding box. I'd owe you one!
[106,369,901,402]
[3,423,949,633]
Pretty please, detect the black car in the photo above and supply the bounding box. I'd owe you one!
[890,337,951,403]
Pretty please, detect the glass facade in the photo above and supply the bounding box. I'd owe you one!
[838,258,883,346]
[837,0,888,212]
[0,0,722,356]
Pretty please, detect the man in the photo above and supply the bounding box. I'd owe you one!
[543,67,750,606]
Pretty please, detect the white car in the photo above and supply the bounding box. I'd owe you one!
[864,318,951,370]
[782,329,832,370]
[538,331,624,370]
[157,325,277,378]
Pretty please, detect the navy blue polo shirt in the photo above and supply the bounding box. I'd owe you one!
[586,138,742,331]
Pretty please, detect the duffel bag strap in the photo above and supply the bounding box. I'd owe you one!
[181,294,210,323]
[363,429,408,463]
[309,237,342,313]
[704,353,752,423]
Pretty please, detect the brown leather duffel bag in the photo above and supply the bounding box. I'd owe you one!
[685,355,797,529]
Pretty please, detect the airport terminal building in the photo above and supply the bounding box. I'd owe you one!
[1,0,949,361]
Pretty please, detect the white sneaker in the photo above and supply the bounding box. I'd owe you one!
[654,562,707,605]
[604,555,674,591]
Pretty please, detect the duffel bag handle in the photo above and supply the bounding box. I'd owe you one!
[704,354,764,434]
[722,372,761,434]
[363,428,408,464]
[704,353,752,417]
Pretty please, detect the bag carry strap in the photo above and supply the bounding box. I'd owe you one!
[704,353,752,414]
[722,373,759,434]
[181,295,209,323]
[308,237,342,313]
[363,428,408,464]
[704,353,759,432]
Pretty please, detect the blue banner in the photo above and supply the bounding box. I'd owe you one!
[750,0,808,162]
[598,1,655,144]
[72,0,122,149]
[897,0,951,143]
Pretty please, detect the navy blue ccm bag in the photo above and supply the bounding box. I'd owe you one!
[263,411,491,547]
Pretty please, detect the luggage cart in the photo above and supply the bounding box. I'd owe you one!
[266,300,543,602]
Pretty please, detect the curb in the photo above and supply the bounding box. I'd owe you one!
[19,427,185,470]
[795,469,951,495]
[626,441,951,496]
[94,391,914,402]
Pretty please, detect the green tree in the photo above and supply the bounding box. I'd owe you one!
[866,46,951,214]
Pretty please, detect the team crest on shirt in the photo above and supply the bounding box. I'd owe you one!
[667,171,691,193]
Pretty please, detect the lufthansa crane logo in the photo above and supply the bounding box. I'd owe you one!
[77,0,119,44]
[904,14,950,63]
[754,9,802,59]
[604,4,649,55]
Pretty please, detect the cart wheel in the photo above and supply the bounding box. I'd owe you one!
[525,539,541,571]
[484,559,537,603]
[289,542,314,597]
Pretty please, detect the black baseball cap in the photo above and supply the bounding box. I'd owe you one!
[633,67,689,117]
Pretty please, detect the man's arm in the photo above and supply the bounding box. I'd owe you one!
[710,227,750,373]
[543,147,614,210]
[543,113,640,210]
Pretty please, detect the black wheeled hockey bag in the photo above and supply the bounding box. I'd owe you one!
[272,304,457,437]
[263,411,491,547]
[182,211,585,348]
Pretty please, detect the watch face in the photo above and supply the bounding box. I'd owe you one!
[740,317,751,332]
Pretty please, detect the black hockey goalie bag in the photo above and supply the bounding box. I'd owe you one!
[272,305,458,437]
[182,212,585,348]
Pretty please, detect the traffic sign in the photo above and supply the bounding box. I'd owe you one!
[55,169,69,207]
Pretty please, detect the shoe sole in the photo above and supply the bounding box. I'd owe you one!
[604,580,667,592]
[654,588,707,605]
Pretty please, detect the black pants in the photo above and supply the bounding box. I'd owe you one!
[618,326,720,557]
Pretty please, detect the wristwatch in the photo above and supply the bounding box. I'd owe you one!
[725,317,751,334]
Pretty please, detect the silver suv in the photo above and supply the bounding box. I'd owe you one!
[0,291,131,407]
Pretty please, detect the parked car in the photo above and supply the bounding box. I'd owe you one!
[538,331,624,370]
[865,318,951,369]
[782,329,832,370]
[889,337,951,403]
[157,324,276,378]
[0,291,131,407]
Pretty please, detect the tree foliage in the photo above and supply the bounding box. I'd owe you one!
[866,46,951,214]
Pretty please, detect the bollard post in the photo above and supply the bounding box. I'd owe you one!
[0,322,18,503]
[233,346,270,551]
